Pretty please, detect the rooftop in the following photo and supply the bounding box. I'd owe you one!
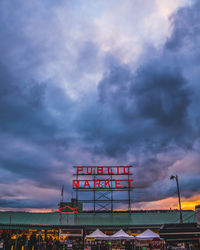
[0,210,196,229]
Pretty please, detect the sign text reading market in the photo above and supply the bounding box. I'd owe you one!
[72,166,133,189]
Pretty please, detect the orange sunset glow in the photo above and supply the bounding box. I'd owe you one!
[134,195,200,210]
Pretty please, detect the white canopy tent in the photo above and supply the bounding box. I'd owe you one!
[109,229,134,240]
[135,229,160,241]
[135,229,160,240]
[85,229,109,240]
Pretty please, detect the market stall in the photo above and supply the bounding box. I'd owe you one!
[135,229,163,249]
[109,229,135,249]
[85,229,109,240]
[85,229,110,249]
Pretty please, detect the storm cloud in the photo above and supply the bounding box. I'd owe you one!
[0,0,200,209]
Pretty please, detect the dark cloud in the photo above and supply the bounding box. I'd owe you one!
[0,199,56,209]
[79,60,192,158]
[0,61,73,194]
[0,0,76,207]
[166,1,200,51]
[99,62,190,128]
[132,174,200,204]
[75,0,200,202]
[0,0,200,209]
[131,65,189,128]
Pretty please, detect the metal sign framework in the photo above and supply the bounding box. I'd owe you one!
[73,166,133,212]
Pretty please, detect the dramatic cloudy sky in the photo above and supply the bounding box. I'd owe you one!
[0,0,200,211]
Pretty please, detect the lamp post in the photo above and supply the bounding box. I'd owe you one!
[170,175,183,223]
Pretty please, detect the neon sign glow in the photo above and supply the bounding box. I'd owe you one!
[72,166,133,189]
[58,205,79,214]
[58,166,133,214]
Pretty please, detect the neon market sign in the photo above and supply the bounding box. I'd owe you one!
[58,205,78,214]
[72,166,133,189]
[58,166,133,214]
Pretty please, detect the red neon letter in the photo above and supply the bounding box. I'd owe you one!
[124,166,130,174]
[83,180,91,189]
[105,180,111,188]
[127,179,133,188]
[87,167,93,174]
[77,166,83,175]
[97,166,103,175]
[117,166,120,175]
[108,167,113,175]
[73,180,80,188]
[115,180,122,188]
[94,180,101,188]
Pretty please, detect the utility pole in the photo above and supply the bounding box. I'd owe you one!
[61,185,64,202]
[170,175,183,223]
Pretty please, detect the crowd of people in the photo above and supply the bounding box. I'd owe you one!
[0,233,83,249]
[0,233,136,250]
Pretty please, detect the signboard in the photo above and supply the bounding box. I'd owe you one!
[57,166,133,213]
[86,238,95,241]
[72,165,133,212]
[72,166,133,189]
[59,229,83,237]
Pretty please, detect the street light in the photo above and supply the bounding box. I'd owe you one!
[170,175,183,223]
